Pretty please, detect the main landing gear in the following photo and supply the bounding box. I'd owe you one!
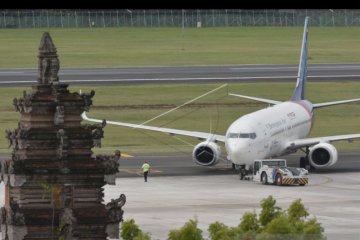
[299,147,315,170]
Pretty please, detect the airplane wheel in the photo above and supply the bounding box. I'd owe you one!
[239,168,246,180]
[275,174,282,186]
[300,157,306,168]
[261,172,268,185]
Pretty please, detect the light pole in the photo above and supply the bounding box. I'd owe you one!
[329,9,335,26]
[127,9,133,27]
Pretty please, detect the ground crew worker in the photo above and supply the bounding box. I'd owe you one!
[141,161,150,182]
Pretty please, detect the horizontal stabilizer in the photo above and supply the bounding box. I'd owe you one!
[229,93,282,105]
[313,98,360,108]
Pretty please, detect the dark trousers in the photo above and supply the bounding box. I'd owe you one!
[144,171,148,182]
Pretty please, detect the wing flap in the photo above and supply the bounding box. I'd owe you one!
[82,112,226,142]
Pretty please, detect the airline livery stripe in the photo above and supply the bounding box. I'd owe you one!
[290,101,313,118]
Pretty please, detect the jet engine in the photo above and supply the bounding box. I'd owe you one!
[309,143,338,168]
[192,141,221,166]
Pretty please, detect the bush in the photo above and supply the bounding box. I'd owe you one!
[121,196,325,240]
[208,196,326,240]
[120,219,151,240]
[167,218,203,240]
[208,221,240,240]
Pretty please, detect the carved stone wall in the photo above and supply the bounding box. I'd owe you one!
[0,32,125,240]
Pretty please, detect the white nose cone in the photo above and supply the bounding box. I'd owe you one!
[226,139,251,165]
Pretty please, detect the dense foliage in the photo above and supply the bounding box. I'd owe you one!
[120,196,326,240]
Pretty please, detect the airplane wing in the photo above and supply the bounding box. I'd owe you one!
[229,93,282,105]
[313,98,360,108]
[285,134,360,150]
[81,112,226,143]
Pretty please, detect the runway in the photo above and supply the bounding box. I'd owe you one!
[2,63,360,86]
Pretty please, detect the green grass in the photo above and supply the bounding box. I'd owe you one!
[1,27,360,154]
[1,27,360,68]
[1,83,359,154]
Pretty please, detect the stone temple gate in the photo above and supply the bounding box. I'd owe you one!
[0,32,125,239]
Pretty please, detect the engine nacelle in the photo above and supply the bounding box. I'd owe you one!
[192,141,221,166]
[309,143,338,168]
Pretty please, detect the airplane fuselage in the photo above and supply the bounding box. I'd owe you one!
[225,100,314,166]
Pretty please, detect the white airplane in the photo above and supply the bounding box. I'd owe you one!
[82,17,360,176]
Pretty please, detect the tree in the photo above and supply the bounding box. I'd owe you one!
[259,195,282,227]
[121,219,151,240]
[258,198,325,240]
[287,199,309,221]
[120,197,325,240]
[259,215,295,240]
[208,221,240,240]
[302,218,326,240]
[167,218,203,240]
[239,211,259,233]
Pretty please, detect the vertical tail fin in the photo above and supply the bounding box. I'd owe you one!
[291,17,310,101]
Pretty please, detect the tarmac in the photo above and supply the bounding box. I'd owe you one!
[1,172,360,240]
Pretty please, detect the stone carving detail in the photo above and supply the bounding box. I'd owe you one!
[54,106,65,125]
[57,129,68,159]
[80,90,95,111]
[95,154,119,174]
[92,128,104,148]
[5,129,18,149]
[17,126,31,139]
[59,208,78,240]
[6,198,26,226]
[106,194,126,223]
[0,207,5,225]
[13,91,33,113]
[38,32,60,85]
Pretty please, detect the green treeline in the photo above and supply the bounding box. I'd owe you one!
[120,195,326,240]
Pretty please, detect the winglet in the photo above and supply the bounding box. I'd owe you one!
[291,17,310,101]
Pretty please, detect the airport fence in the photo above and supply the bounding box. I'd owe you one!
[1,9,360,28]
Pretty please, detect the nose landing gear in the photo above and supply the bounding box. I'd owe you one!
[232,164,251,180]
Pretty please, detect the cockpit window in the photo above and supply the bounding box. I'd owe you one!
[228,133,240,138]
[228,132,256,139]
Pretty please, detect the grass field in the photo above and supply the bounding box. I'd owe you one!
[1,27,360,68]
[1,27,360,154]
[1,82,359,154]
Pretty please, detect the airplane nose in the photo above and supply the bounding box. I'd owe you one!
[227,140,249,164]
